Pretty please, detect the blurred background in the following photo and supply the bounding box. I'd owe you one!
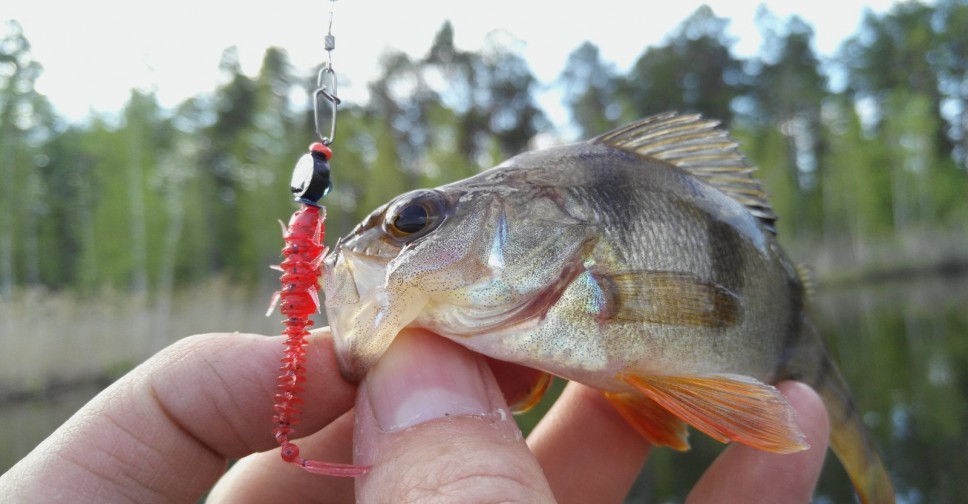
[2,1,967,502]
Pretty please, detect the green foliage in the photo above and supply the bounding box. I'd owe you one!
[1,2,967,294]
[819,99,896,237]
[559,42,625,138]
[0,20,54,295]
[622,6,746,125]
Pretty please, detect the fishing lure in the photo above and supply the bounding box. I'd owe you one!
[267,142,367,477]
[263,0,366,476]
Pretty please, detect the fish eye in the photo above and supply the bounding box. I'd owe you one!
[393,204,428,234]
[382,190,448,242]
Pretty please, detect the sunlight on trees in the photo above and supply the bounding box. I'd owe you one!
[1,2,966,295]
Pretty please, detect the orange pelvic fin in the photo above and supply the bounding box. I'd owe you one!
[508,371,552,414]
[621,373,809,454]
[486,357,553,414]
[603,390,690,450]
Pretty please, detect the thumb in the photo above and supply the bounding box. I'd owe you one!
[353,328,556,503]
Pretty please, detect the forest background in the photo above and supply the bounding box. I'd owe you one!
[1,2,967,386]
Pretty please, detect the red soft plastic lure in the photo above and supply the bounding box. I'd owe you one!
[267,142,368,477]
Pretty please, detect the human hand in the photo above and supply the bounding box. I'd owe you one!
[0,330,358,502]
[0,328,829,503]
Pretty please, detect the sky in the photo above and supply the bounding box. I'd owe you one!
[5,0,905,124]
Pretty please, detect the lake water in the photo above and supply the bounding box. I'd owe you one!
[2,274,966,502]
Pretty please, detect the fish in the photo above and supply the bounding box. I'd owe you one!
[322,112,895,503]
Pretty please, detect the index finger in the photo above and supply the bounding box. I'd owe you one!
[686,381,830,503]
[0,330,356,503]
[527,382,651,504]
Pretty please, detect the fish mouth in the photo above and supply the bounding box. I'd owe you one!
[323,248,428,382]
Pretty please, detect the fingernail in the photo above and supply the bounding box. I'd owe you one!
[364,329,493,432]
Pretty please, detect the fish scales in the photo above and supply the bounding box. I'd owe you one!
[471,145,789,381]
[323,112,894,503]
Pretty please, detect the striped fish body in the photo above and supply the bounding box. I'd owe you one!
[323,113,894,503]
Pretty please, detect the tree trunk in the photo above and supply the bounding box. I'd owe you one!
[0,90,16,297]
[127,123,148,293]
[154,167,185,348]
[0,130,14,298]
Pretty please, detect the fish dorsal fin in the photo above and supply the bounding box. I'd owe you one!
[593,112,778,234]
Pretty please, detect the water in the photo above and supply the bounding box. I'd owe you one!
[0,279,281,474]
[2,275,967,502]
[0,383,105,472]
[812,275,968,503]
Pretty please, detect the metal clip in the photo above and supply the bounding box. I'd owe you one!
[313,66,340,146]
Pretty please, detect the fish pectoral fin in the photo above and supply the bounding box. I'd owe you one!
[508,371,552,414]
[603,390,690,451]
[597,271,741,327]
[621,373,808,454]
[486,358,553,414]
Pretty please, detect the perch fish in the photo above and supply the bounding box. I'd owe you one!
[322,112,894,503]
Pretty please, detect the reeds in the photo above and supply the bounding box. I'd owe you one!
[0,277,281,397]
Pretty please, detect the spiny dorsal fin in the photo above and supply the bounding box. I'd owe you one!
[593,112,778,234]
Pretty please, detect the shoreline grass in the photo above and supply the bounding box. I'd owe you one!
[0,277,283,400]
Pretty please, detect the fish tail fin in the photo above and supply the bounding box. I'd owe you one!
[783,310,894,503]
[810,352,895,504]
